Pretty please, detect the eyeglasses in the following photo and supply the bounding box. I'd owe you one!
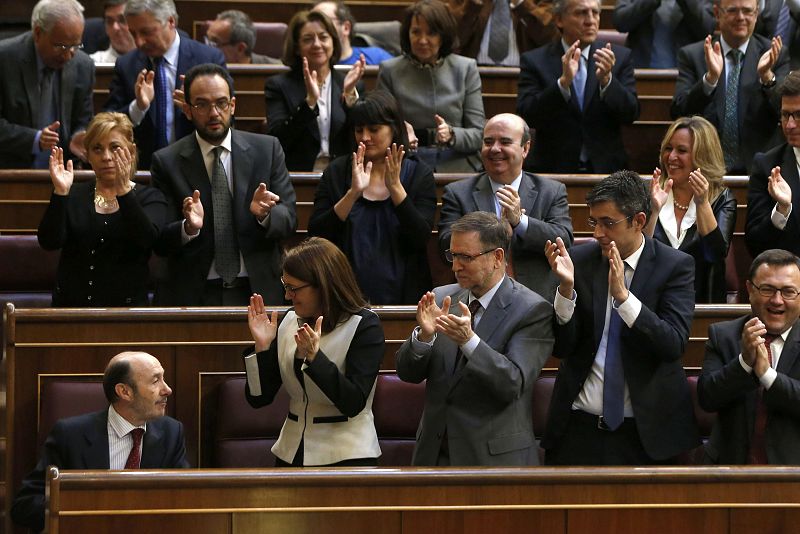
[281,277,312,295]
[750,282,800,300]
[587,215,633,230]
[53,43,84,53]
[721,6,757,17]
[190,99,232,114]
[299,32,332,47]
[781,110,800,122]
[444,248,496,263]
[204,36,231,48]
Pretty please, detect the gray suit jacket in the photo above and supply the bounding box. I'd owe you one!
[151,129,297,305]
[377,54,485,172]
[698,315,800,464]
[0,32,94,168]
[438,172,573,301]
[396,277,554,466]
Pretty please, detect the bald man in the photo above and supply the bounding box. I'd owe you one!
[11,351,189,532]
[438,113,573,300]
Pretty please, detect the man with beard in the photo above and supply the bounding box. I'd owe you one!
[151,63,297,305]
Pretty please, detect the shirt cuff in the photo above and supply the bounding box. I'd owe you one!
[460,333,480,356]
[33,131,43,154]
[513,214,529,236]
[614,291,641,327]
[771,203,792,230]
[558,78,571,102]
[761,367,778,389]
[411,326,436,351]
[739,353,754,373]
[180,219,200,245]
[129,100,148,126]
[599,74,612,96]
[343,86,359,107]
[702,73,717,95]
[257,212,272,228]
[554,287,577,324]
[244,352,262,396]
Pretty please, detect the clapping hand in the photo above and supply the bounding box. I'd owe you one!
[49,146,73,195]
[250,183,280,221]
[182,189,204,234]
[248,293,279,352]
[295,316,322,362]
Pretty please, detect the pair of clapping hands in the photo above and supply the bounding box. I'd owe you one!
[247,294,320,362]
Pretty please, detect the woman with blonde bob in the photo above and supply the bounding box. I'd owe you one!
[243,237,385,466]
[645,115,737,303]
[37,112,167,306]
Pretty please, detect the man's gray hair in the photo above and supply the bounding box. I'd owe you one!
[125,0,178,25]
[31,0,85,32]
[217,9,256,55]
[552,0,599,16]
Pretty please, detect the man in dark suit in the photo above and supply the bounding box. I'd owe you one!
[746,70,800,257]
[0,0,94,169]
[397,212,554,466]
[543,170,699,464]
[699,249,800,464]
[152,63,296,306]
[671,0,788,174]
[516,0,639,173]
[613,0,715,68]
[104,0,226,169]
[757,0,800,69]
[11,351,189,532]
[438,113,573,300]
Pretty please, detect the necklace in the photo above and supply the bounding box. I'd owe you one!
[94,192,118,209]
[673,199,690,211]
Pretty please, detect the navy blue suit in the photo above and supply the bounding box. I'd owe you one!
[104,31,226,169]
[11,409,189,532]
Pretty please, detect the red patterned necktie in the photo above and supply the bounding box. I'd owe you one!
[748,334,777,464]
[124,428,145,469]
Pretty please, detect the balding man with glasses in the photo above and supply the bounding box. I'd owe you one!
[698,249,800,464]
[397,211,554,466]
[0,0,94,169]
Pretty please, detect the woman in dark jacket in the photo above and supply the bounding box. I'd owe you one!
[265,10,365,171]
[38,112,166,306]
[645,115,737,303]
[308,90,436,304]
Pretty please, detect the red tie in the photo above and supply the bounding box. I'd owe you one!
[124,428,145,469]
[748,334,776,464]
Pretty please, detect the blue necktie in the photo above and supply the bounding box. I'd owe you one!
[602,263,630,431]
[776,2,796,44]
[722,49,743,170]
[572,54,587,110]
[153,57,169,150]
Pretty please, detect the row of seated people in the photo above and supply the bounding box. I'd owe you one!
[2,0,792,180]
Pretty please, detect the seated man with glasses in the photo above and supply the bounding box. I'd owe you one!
[150,63,296,306]
[0,0,94,169]
[397,211,554,466]
[543,170,699,465]
[747,70,800,258]
[438,113,573,302]
[671,0,789,175]
[205,10,281,65]
[698,248,800,464]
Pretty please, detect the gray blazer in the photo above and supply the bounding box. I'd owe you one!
[396,277,554,466]
[0,32,94,168]
[377,54,485,172]
[438,172,573,301]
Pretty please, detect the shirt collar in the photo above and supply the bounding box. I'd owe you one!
[471,275,506,311]
[561,39,590,60]
[720,36,749,59]
[489,172,523,193]
[622,233,646,271]
[107,404,146,439]
[195,128,233,158]
[162,30,181,67]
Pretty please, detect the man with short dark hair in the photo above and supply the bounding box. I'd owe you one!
[206,9,280,64]
[152,63,296,306]
[438,113,573,300]
[90,0,136,64]
[544,170,699,465]
[104,0,226,168]
[745,69,800,257]
[0,0,94,168]
[397,211,554,466]
[699,249,800,464]
[517,0,639,173]
[311,1,393,65]
[11,351,189,532]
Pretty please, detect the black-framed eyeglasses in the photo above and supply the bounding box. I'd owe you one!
[190,99,232,114]
[53,43,84,53]
[781,110,800,122]
[444,248,496,263]
[587,215,633,230]
[750,282,800,300]
[721,6,757,17]
[281,277,312,295]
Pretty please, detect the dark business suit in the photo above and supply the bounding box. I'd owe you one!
[758,0,800,70]
[0,32,94,168]
[746,142,800,257]
[11,409,189,532]
[396,277,554,466]
[652,188,737,303]
[698,315,800,464]
[671,34,788,174]
[151,130,297,305]
[612,0,715,68]
[542,238,700,461]
[516,40,639,173]
[438,172,573,300]
[265,69,352,171]
[104,31,226,169]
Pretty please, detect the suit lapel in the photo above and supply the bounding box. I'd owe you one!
[444,288,470,379]
[781,145,800,230]
[777,321,800,374]
[591,251,609,349]
[179,136,213,218]
[231,130,252,227]
[519,173,539,215]
[22,36,40,128]
[628,236,654,307]
[583,42,600,111]
[82,411,111,469]
[330,71,345,142]
[739,41,760,130]
[141,421,166,468]
[60,56,76,135]
[472,174,498,215]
